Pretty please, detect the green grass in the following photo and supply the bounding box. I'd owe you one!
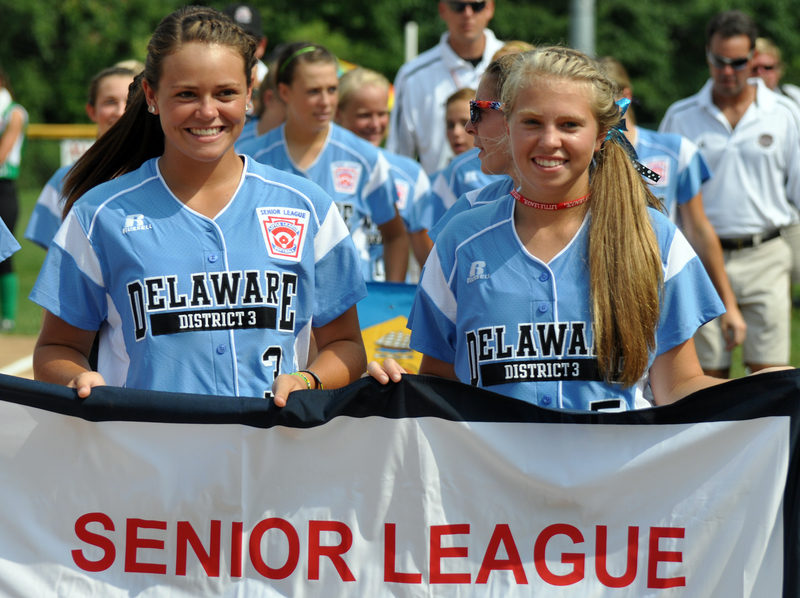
[9,182,800,377]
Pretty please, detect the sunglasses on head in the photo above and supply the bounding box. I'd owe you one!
[469,99,503,124]
[446,1,488,13]
[706,50,754,71]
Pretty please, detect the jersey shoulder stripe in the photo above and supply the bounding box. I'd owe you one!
[440,198,514,284]
[637,129,682,161]
[446,149,480,186]
[85,174,160,239]
[397,52,443,82]
[661,95,704,126]
[328,127,378,174]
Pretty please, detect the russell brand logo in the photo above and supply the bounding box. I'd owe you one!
[122,214,153,234]
[468,261,490,283]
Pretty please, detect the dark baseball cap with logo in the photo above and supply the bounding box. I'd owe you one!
[223,4,263,39]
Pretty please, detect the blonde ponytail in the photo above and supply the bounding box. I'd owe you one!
[589,140,663,386]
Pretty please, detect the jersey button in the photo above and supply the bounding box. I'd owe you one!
[538,303,548,313]
[539,272,549,282]
[208,254,218,263]
[216,345,226,355]
[542,395,552,405]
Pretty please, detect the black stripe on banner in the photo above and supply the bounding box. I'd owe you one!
[149,306,277,336]
[480,358,603,386]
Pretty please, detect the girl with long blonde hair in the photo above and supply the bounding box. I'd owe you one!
[371,47,734,410]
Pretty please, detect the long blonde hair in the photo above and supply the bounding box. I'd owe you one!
[502,46,663,387]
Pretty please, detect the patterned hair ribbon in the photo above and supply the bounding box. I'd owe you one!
[604,98,661,183]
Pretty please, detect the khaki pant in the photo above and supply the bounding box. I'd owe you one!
[695,236,791,368]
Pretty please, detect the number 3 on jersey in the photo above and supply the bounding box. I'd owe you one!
[262,346,283,399]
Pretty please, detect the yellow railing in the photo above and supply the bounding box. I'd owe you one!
[26,124,97,140]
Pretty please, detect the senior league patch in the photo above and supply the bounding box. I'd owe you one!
[257,206,309,262]
[331,161,362,195]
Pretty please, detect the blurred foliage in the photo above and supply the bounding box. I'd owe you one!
[1,0,800,131]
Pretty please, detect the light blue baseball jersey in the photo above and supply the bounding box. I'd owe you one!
[428,176,515,243]
[239,123,397,281]
[418,147,506,230]
[635,126,712,220]
[384,150,430,233]
[30,157,366,399]
[0,217,19,261]
[234,119,259,151]
[363,149,432,281]
[410,196,724,411]
[24,164,71,249]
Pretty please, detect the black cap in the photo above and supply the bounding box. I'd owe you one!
[223,4,263,39]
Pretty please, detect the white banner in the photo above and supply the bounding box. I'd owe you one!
[0,381,788,597]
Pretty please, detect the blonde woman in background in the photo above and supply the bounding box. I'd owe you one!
[337,67,434,271]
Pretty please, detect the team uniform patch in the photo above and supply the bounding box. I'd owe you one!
[256,207,310,262]
[644,158,669,187]
[394,180,410,211]
[331,161,362,195]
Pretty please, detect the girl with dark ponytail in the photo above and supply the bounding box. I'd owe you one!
[32,6,368,406]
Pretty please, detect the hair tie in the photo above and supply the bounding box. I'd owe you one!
[604,98,661,183]
[279,46,317,75]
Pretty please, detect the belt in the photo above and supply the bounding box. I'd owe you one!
[719,229,781,250]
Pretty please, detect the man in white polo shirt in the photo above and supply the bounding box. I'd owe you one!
[387,1,504,175]
[660,10,800,378]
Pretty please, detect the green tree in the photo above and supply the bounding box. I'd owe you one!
[0,0,179,123]
[2,0,800,129]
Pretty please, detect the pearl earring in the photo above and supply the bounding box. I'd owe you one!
[148,105,156,114]
[246,102,253,112]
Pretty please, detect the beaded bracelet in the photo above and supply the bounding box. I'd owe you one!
[299,369,323,390]
[290,372,312,389]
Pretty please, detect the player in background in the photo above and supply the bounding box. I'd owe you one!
[444,88,476,157]
[420,40,534,234]
[420,98,506,231]
[0,219,19,264]
[31,6,367,407]
[235,58,285,149]
[0,66,27,332]
[336,67,433,273]
[370,46,742,410]
[238,42,409,282]
[428,52,522,242]
[598,57,746,352]
[25,65,140,251]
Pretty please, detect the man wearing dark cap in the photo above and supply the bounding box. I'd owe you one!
[223,3,268,84]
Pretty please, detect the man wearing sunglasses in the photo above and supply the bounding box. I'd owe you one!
[387,0,504,175]
[660,10,800,379]
[751,37,800,106]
